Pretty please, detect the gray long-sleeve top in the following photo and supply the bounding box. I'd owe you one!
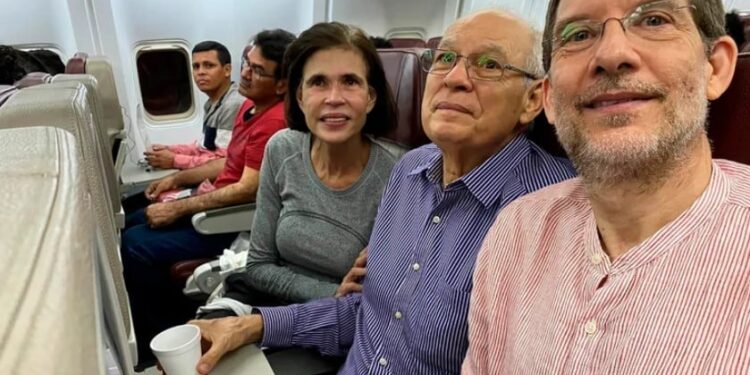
[243,129,405,302]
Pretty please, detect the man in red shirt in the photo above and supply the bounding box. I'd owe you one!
[121,29,296,368]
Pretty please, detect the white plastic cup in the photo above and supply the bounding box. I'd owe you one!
[150,324,202,375]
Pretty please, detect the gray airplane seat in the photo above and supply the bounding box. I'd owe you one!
[0,126,103,374]
[0,85,18,107]
[51,74,125,227]
[0,82,136,372]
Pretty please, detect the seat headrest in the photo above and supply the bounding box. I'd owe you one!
[388,38,427,48]
[65,52,88,74]
[427,37,442,49]
[378,48,430,149]
[707,52,750,164]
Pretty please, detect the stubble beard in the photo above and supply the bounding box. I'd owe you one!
[551,74,708,192]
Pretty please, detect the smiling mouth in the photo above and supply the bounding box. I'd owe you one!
[320,114,351,125]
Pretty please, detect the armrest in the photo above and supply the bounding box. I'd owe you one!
[191,203,256,235]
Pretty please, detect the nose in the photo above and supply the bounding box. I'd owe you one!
[442,58,474,91]
[241,64,253,82]
[324,83,345,105]
[590,18,641,76]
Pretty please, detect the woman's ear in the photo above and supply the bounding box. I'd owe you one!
[366,86,377,113]
[296,85,303,107]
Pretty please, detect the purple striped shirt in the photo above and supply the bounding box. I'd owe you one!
[258,135,576,374]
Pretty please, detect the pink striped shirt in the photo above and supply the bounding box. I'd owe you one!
[463,160,750,374]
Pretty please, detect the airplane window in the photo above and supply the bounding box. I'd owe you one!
[136,48,193,117]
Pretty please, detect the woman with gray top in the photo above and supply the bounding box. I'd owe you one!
[199,22,403,316]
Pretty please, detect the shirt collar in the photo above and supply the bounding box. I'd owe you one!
[408,135,532,207]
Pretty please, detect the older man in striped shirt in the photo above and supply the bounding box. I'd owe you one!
[464,0,750,373]
[188,10,575,375]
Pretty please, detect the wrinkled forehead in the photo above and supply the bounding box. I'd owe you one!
[555,0,686,25]
[442,13,531,58]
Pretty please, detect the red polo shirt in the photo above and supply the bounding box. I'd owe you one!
[213,99,286,189]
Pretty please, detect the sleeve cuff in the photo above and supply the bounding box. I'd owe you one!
[258,305,297,348]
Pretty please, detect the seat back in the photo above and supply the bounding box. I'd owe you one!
[14,72,53,89]
[426,36,442,49]
[83,57,126,144]
[378,48,430,148]
[51,74,123,220]
[388,38,427,48]
[707,52,750,164]
[0,85,17,107]
[0,82,133,334]
[0,126,102,374]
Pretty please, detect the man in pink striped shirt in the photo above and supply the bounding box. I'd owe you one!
[464,0,750,373]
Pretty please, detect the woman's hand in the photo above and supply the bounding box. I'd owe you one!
[335,247,368,297]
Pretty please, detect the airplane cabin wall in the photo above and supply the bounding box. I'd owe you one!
[328,0,460,39]
[1,0,78,56]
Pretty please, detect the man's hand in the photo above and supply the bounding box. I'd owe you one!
[335,247,368,297]
[145,176,179,201]
[144,148,176,169]
[145,202,182,228]
[189,315,264,375]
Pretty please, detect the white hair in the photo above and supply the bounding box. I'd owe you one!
[451,7,544,81]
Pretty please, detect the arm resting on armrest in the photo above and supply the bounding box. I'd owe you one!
[192,203,256,235]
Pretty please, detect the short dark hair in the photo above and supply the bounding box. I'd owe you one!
[283,22,397,137]
[369,36,393,49]
[542,0,728,72]
[253,29,297,80]
[725,11,746,47]
[27,49,65,75]
[192,40,231,65]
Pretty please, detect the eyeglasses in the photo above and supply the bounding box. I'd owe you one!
[551,0,697,54]
[420,48,539,81]
[241,58,275,79]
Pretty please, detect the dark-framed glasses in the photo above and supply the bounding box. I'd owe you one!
[551,0,697,54]
[241,58,275,79]
[419,48,539,81]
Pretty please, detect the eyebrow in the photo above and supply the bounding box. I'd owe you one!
[437,41,509,59]
[554,0,659,33]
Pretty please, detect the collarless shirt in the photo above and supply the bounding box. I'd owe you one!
[464,159,750,374]
[259,135,575,374]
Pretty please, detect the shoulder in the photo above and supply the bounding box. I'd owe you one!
[224,84,246,108]
[370,137,408,163]
[266,128,305,152]
[498,177,588,230]
[517,141,577,189]
[260,101,287,122]
[716,159,750,208]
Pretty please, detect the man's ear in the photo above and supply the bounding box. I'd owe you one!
[366,87,377,113]
[541,76,556,126]
[223,64,231,78]
[705,35,738,101]
[519,79,544,125]
[276,79,289,96]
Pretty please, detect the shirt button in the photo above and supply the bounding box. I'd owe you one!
[591,253,602,265]
[394,311,403,320]
[432,215,441,224]
[411,263,421,272]
[378,357,388,366]
[584,320,597,335]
